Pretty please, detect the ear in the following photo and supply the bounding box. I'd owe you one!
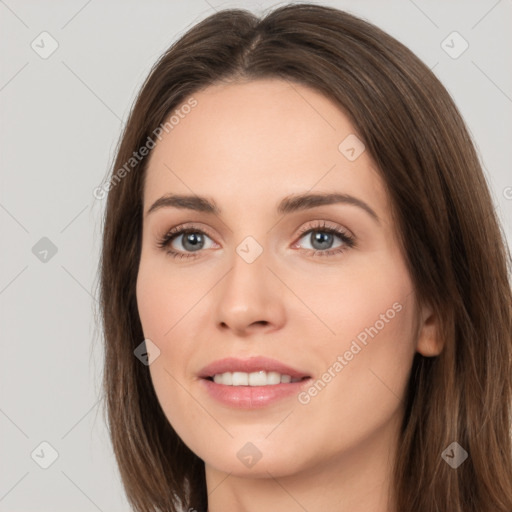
[416,303,443,357]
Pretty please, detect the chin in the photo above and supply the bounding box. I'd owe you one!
[197,437,313,478]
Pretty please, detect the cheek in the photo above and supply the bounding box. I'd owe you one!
[136,259,200,431]
[136,260,172,341]
[135,252,214,377]
[136,252,206,341]
[287,248,415,353]
[291,252,417,415]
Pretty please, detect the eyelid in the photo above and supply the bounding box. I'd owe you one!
[156,222,218,247]
[295,220,354,239]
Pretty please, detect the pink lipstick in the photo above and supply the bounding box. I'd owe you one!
[198,356,311,409]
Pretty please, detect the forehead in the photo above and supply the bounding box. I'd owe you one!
[143,78,387,218]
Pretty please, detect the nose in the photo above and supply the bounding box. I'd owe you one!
[214,246,286,336]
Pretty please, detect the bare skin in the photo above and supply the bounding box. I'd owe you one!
[136,78,441,512]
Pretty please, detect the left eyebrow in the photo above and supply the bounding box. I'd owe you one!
[145,192,380,224]
[277,192,380,224]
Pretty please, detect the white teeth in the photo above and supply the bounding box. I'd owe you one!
[210,371,303,386]
[267,371,281,385]
[232,372,249,386]
[249,371,267,386]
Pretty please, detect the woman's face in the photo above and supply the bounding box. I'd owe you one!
[136,78,435,481]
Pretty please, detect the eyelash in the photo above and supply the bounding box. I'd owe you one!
[156,221,356,260]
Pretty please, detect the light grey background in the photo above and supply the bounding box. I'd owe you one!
[0,0,510,510]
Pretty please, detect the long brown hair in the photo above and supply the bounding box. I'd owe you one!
[98,4,512,511]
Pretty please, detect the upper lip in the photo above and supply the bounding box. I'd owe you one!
[198,356,310,379]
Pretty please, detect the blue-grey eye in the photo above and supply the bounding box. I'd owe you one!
[173,231,214,252]
[298,230,344,251]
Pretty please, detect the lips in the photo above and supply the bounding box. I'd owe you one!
[198,356,310,381]
[198,356,312,409]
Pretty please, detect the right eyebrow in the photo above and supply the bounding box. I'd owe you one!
[146,194,220,216]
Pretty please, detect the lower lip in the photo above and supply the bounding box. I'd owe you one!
[200,378,311,409]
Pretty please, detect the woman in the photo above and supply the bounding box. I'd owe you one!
[98,4,512,511]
